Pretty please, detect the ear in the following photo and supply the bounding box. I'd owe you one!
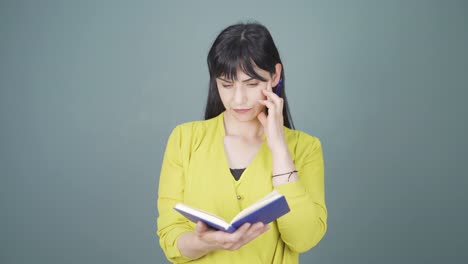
[271,63,283,87]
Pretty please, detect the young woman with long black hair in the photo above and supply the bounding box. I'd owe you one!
[157,22,327,263]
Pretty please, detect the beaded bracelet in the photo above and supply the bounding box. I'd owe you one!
[272,170,298,182]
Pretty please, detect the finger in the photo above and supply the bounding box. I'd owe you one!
[242,223,268,243]
[258,99,276,112]
[275,97,284,114]
[251,222,266,233]
[224,223,250,248]
[244,222,263,236]
[259,99,280,117]
[257,111,267,127]
[262,89,283,110]
[255,223,270,236]
[262,87,279,97]
[267,80,273,92]
[262,88,275,99]
[199,227,236,249]
[262,90,283,113]
[195,221,209,234]
[234,223,251,238]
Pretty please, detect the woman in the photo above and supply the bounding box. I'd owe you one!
[157,22,327,263]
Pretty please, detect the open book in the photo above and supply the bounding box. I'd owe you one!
[174,190,290,233]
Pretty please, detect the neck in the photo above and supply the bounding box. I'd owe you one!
[223,111,264,139]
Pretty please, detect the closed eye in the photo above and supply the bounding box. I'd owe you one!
[247,83,259,87]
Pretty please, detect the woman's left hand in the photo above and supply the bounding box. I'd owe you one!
[257,83,287,151]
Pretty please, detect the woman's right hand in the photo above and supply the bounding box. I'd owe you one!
[195,221,270,251]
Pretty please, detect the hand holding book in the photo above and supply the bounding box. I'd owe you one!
[193,220,270,251]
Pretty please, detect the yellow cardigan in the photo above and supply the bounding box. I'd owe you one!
[157,111,327,264]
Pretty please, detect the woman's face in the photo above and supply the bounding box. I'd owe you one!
[216,66,279,123]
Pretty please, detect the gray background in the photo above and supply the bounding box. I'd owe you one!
[1,0,467,263]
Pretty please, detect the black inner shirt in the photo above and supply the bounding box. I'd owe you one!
[229,168,246,181]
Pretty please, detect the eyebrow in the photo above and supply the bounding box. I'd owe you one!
[217,77,256,83]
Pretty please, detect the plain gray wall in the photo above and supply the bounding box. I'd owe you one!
[1,0,467,263]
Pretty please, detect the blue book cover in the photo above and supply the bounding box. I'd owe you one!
[174,190,290,233]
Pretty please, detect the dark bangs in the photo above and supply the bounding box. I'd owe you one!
[209,44,269,82]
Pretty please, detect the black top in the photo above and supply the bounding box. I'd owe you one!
[230,168,246,181]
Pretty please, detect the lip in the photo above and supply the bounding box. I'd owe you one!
[233,108,252,113]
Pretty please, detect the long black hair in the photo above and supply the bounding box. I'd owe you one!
[204,22,295,129]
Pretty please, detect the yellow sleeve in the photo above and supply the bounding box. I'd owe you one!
[274,135,328,253]
[156,125,194,263]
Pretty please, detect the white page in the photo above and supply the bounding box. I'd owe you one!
[175,203,230,230]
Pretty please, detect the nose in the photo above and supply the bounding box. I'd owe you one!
[233,84,247,104]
